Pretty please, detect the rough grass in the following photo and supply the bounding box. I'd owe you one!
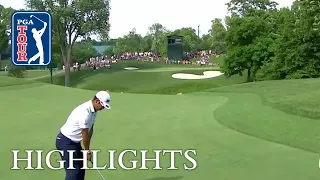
[2,60,320,179]
[36,60,244,94]
[1,78,320,180]
[72,69,246,94]
[202,78,320,153]
[0,76,35,87]
[0,70,61,79]
[209,78,320,119]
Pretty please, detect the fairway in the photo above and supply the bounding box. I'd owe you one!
[1,61,320,180]
[37,61,244,94]
[1,84,320,180]
[0,69,61,79]
[2,0,320,179]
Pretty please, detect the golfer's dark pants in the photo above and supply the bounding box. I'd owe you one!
[56,132,85,180]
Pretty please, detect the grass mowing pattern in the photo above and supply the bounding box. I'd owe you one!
[206,78,320,153]
[37,61,245,94]
[0,76,36,87]
[209,78,320,119]
[73,69,246,94]
[37,61,197,84]
[0,69,60,79]
[36,61,320,153]
[2,61,320,179]
[1,83,319,180]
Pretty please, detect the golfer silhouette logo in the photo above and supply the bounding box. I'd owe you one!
[11,11,52,66]
[28,15,47,65]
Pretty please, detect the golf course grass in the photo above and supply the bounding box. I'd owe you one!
[37,61,243,94]
[1,60,320,180]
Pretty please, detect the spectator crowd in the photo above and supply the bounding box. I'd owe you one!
[62,49,221,72]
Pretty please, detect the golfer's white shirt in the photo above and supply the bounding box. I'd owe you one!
[60,100,97,143]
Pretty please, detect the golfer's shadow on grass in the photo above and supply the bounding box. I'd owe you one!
[144,176,183,180]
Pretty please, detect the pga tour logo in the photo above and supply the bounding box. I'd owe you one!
[11,11,52,66]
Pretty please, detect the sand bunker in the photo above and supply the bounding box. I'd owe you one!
[171,71,223,80]
[124,67,139,70]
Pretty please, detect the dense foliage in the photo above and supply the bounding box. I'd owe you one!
[0,0,319,84]
[93,0,320,81]
[223,0,320,81]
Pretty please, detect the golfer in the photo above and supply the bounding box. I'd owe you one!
[55,90,111,180]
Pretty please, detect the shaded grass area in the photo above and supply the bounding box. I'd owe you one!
[0,76,35,87]
[210,91,320,153]
[70,70,245,94]
[209,78,320,119]
[0,70,61,79]
[6,59,320,156]
[192,77,320,153]
[37,60,194,83]
[37,60,243,94]
[0,83,319,180]
[24,70,56,78]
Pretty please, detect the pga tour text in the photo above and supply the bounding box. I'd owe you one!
[11,149,197,170]
[16,19,33,61]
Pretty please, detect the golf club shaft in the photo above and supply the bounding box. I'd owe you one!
[90,160,106,180]
[31,15,45,24]
[96,169,106,180]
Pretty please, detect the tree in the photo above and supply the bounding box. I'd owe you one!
[112,28,144,54]
[258,7,297,79]
[51,39,62,68]
[259,0,320,80]
[226,0,278,15]
[173,27,198,52]
[140,35,152,52]
[208,18,227,54]
[148,23,166,37]
[285,0,320,78]
[72,42,98,63]
[148,23,167,54]
[7,64,27,78]
[103,46,114,56]
[0,5,14,67]
[199,34,211,50]
[25,0,111,86]
[125,28,143,52]
[151,29,172,56]
[222,0,278,82]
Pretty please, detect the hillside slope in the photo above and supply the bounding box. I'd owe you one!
[0,80,319,179]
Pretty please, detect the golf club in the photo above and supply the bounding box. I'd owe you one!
[30,15,46,24]
[90,160,106,180]
[95,169,106,180]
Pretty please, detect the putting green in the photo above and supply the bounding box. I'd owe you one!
[2,60,320,180]
[1,82,320,180]
[136,66,220,72]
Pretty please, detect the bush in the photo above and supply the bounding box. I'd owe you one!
[7,64,27,78]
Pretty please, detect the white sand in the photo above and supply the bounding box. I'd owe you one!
[124,67,139,70]
[171,71,223,80]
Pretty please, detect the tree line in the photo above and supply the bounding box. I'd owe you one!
[1,0,319,86]
[108,0,320,82]
[223,0,320,82]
